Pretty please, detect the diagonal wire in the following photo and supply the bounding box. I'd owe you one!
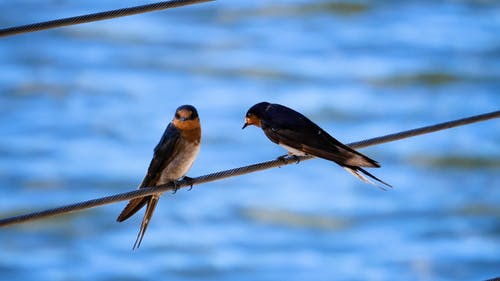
[0,0,214,38]
[0,110,498,227]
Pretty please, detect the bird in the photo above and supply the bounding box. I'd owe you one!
[117,104,201,249]
[242,102,391,189]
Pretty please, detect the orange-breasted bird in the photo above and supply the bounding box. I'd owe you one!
[242,102,391,189]
[117,105,201,249]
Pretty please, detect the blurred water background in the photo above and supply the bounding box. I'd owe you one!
[0,1,499,280]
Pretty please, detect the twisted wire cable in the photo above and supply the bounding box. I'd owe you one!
[0,0,214,38]
[0,110,498,227]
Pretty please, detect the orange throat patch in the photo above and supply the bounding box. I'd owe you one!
[174,118,201,143]
[245,115,262,127]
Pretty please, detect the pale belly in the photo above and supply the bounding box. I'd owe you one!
[279,143,307,156]
[158,141,200,185]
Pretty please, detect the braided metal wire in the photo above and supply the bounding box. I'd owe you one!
[0,110,498,227]
[0,0,214,37]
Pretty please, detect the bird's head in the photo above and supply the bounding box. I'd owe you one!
[242,102,270,129]
[173,105,200,131]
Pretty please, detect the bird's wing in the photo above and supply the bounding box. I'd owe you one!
[140,122,182,188]
[262,104,379,167]
[116,123,181,222]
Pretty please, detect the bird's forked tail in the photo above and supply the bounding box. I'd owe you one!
[343,166,392,191]
[131,195,159,250]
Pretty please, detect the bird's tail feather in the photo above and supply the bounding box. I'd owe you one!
[343,166,392,190]
[341,147,380,168]
[133,195,159,250]
[116,196,150,222]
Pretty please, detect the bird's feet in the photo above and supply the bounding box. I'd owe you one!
[171,176,195,194]
[291,155,301,164]
[276,154,301,164]
[277,154,288,162]
[184,176,195,191]
[172,180,182,194]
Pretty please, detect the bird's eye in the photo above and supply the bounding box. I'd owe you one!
[175,113,180,119]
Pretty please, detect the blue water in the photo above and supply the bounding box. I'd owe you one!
[1,1,499,280]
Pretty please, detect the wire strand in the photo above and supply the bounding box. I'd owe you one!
[0,110,498,227]
[0,0,214,38]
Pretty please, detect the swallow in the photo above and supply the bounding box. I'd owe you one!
[117,105,201,249]
[242,102,391,189]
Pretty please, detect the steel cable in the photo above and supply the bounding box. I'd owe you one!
[0,110,498,227]
[0,0,214,38]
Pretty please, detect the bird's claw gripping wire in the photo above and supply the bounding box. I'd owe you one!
[171,180,182,194]
[183,176,195,191]
[171,177,195,194]
[277,154,301,164]
[277,154,288,162]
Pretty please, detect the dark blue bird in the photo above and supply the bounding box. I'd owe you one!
[243,102,391,189]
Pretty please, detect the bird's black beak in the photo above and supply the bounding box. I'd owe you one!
[242,123,248,129]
